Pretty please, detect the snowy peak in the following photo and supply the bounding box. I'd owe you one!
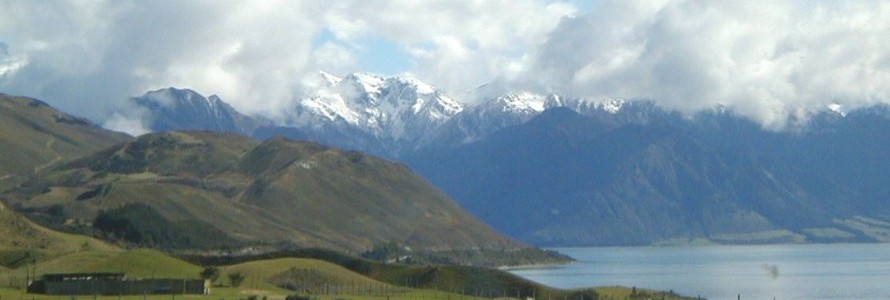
[390,75,437,95]
[343,72,386,96]
[497,92,550,113]
[319,70,342,86]
[598,98,625,114]
[293,72,464,142]
[827,103,846,117]
[477,91,625,118]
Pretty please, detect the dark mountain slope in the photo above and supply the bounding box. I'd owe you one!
[131,88,269,135]
[409,108,890,246]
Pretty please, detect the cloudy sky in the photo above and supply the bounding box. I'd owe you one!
[1,0,888,129]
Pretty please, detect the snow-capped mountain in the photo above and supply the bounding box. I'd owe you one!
[129,87,268,135]
[423,90,636,147]
[422,92,564,146]
[120,76,638,157]
[290,71,464,151]
[109,76,890,247]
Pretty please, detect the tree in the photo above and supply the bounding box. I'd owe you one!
[200,267,221,286]
[228,271,246,287]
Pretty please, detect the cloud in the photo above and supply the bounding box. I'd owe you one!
[316,0,576,94]
[103,112,150,137]
[1,0,886,130]
[0,1,327,122]
[0,0,574,127]
[0,43,26,77]
[523,0,890,128]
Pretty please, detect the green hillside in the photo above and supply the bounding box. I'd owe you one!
[0,201,119,268]
[0,234,691,300]
[2,131,553,265]
[183,250,693,300]
[0,94,130,191]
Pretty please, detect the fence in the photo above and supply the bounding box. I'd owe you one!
[27,279,208,296]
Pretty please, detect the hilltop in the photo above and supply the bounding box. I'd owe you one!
[0,94,130,191]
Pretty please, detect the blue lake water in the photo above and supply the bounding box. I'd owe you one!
[509,244,890,300]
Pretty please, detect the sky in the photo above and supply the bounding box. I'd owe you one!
[1,0,888,130]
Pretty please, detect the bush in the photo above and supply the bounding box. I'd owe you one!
[228,271,246,287]
[93,203,239,249]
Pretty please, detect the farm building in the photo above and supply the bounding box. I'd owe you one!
[27,272,209,295]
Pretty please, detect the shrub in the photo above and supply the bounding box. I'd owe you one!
[228,271,246,287]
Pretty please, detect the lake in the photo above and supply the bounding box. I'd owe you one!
[509,244,890,300]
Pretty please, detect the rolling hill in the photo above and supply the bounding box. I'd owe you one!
[1,131,536,262]
[0,201,119,268]
[0,94,130,191]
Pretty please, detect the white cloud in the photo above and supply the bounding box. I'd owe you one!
[312,42,359,77]
[523,0,890,128]
[0,0,574,124]
[103,112,150,137]
[317,0,576,95]
[1,0,886,130]
[0,1,326,121]
[0,43,27,77]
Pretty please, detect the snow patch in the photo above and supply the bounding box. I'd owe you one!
[393,75,436,94]
[348,72,386,94]
[319,70,342,86]
[499,92,548,113]
[827,103,846,117]
[297,160,316,170]
[599,99,625,114]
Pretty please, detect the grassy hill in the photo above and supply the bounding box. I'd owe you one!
[0,201,119,268]
[0,94,130,191]
[0,211,688,300]
[2,131,554,265]
[183,250,693,300]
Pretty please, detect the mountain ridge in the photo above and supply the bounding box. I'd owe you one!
[2,130,535,260]
[408,107,890,245]
[106,79,890,246]
[0,94,131,191]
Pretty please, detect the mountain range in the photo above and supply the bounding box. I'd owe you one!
[0,94,568,266]
[118,72,890,246]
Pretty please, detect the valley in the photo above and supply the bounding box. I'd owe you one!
[1,2,885,299]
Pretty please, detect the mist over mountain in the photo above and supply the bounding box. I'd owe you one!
[108,88,272,136]
[111,77,890,246]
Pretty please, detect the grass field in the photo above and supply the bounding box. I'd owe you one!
[0,246,695,300]
[0,209,691,300]
[0,249,490,300]
[0,285,691,300]
[0,287,493,300]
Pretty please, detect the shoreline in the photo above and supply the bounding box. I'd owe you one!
[496,261,573,271]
